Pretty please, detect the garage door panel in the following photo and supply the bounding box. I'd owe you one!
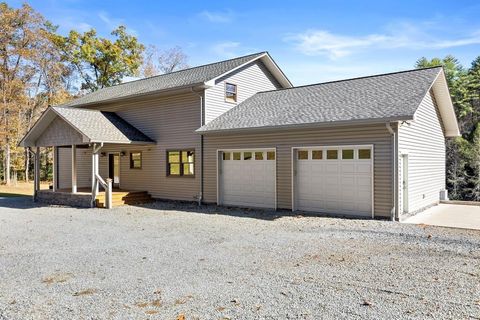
[220,150,276,209]
[296,147,373,217]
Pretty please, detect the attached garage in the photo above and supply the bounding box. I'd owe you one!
[218,149,276,209]
[293,146,374,217]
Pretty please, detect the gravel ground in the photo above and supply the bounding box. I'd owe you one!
[0,197,479,320]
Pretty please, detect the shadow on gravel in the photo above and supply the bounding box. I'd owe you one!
[129,199,381,222]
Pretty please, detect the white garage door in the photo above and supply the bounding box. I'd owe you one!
[219,150,276,209]
[294,146,373,217]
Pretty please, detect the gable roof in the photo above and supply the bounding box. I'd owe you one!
[197,67,460,137]
[20,106,154,147]
[61,52,292,108]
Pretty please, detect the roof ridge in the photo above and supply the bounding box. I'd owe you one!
[86,51,267,91]
[254,66,443,95]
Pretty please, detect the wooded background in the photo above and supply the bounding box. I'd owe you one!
[1,3,479,201]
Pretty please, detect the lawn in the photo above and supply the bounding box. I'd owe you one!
[0,182,49,197]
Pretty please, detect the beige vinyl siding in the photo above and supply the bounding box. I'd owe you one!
[398,90,446,213]
[203,124,393,218]
[57,147,92,189]
[204,61,281,123]
[36,116,84,146]
[75,92,202,201]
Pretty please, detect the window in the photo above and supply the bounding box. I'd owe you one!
[298,150,308,160]
[255,152,264,160]
[267,151,275,160]
[223,152,231,160]
[243,152,252,160]
[130,152,142,169]
[225,83,237,102]
[342,149,354,160]
[327,150,338,160]
[233,152,241,160]
[312,150,323,160]
[358,149,371,159]
[167,150,194,176]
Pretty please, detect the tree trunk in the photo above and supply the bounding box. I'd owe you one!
[5,142,10,185]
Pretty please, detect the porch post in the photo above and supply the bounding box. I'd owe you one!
[34,147,40,197]
[52,146,57,192]
[71,145,77,193]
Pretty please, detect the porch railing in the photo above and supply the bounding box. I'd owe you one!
[93,174,112,209]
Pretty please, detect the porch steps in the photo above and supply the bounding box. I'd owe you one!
[95,191,154,208]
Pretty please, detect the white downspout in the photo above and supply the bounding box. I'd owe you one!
[386,122,398,221]
[191,87,204,206]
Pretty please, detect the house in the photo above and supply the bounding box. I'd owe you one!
[19,52,460,220]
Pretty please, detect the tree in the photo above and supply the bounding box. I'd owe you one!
[0,2,50,184]
[55,25,145,92]
[141,45,189,77]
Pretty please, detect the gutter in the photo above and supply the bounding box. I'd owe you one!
[386,122,399,221]
[191,87,204,205]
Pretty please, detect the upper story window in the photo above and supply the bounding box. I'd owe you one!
[225,83,237,103]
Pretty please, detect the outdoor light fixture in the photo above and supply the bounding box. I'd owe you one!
[100,152,107,157]
[120,151,126,157]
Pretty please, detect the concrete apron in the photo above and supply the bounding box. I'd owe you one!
[403,203,480,230]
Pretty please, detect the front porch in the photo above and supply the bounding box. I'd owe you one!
[36,188,153,208]
[19,106,155,209]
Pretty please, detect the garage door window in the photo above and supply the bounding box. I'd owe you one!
[233,152,241,160]
[255,152,264,160]
[358,149,371,159]
[342,149,354,160]
[312,150,323,160]
[267,151,275,160]
[298,150,308,160]
[223,152,231,160]
[327,150,338,159]
[243,152,252,160]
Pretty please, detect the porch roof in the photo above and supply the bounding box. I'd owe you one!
[20,106,155,147]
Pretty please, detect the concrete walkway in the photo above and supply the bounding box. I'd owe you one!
[404,203,480,230]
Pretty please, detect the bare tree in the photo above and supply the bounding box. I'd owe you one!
[141,45,189,77]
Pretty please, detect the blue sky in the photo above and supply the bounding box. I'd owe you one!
[8,0,480,85]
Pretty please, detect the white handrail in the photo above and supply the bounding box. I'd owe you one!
[94,173,112,209]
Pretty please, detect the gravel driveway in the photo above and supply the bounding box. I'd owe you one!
[0,197,479,319]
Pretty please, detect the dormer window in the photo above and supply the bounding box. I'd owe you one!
[225,83,237,103]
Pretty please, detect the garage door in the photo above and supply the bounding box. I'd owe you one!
[219,150,276,208]
[294,146,373,217]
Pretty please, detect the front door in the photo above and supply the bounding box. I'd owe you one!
[108,153,120,188]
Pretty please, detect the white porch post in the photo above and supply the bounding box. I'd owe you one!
[71,145,77,193]
[34,147,40,196]
[52,146,57,192]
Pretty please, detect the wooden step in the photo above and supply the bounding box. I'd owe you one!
[95,191,153,208]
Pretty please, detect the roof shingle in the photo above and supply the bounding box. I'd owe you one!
[197,67,442,133]
[53,107,153,143]
[61,52,266,108]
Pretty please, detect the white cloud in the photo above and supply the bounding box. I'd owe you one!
[211,41,242,58]
[286,27,480,59]
[199,10,233,23]
[97,11,137,35]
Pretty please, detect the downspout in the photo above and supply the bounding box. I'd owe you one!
[386,122,398,221]
[191,87,204,205]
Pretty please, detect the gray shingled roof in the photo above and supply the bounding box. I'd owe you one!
[61,52,266,108]
[53,107,153,143]
[197,67,442,133]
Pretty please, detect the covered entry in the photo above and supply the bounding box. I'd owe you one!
[19,106,154,208]
[218,149,276,209]
[293,145,373,217]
